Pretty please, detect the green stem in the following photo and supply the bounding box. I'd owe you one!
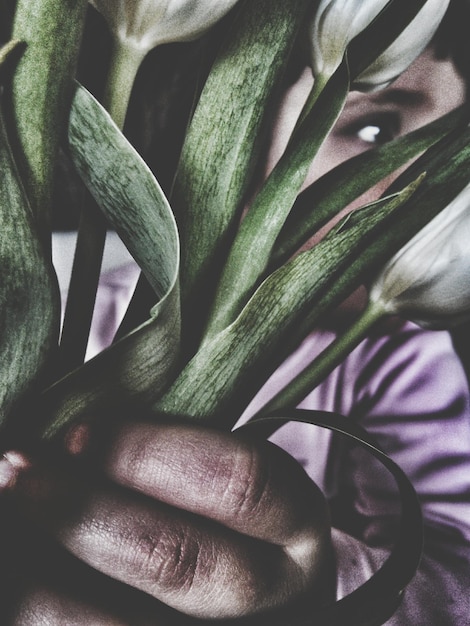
[58,38,146,372]
[103,38,146,129]
[253,300,386,419]
[58,203,107,371]
[294,72,329,130]
[0,40,24,75]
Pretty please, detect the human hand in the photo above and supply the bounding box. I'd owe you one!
[0,420,333,623]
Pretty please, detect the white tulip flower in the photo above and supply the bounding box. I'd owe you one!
[369,183,470,329]
[309,0,450,91]
[90,0,240,53]
[89,0,239,127]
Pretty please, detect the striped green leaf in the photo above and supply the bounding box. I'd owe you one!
[0,105,60,431]
[40,84,180,440]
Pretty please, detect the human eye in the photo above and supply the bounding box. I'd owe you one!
[340,112,401,148]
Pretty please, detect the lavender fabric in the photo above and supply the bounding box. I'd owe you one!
[241,321,470,623]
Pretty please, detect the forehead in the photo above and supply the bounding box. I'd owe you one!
[346,47,466,118]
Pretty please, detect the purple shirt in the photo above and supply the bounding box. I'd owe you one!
[241,322,470,623]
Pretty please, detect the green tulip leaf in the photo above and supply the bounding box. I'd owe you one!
[172,0,312,338]
[6,0,87,235]
[39,83,181,440]
[154,127,470,428]
[67,83,179,301]
[271,105,469,267]
[0,106,60,431]
[202,59,350,341]
[153,178,423,428]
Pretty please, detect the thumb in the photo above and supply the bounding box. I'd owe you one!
[0,446,94,529]
[0,451,31,491]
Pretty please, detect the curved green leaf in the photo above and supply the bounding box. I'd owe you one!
[0,106,60,431]
[40,289,181,441]
[154,121,470,428]
[67,84,179,301]
[153,181,422,427]
[39,84,181,440]
[202,61,350,340]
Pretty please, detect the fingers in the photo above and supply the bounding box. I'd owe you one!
[10,585,130,626]
[57,486,294,618]
[8,554,188,626]
[9,464,317,618]
[0,486,192,626]
[10,572,190,626]
[102,422,328,546]
[0,451,30,489]
[101,422,334,602]
[2,422,333,619]
[0,488,126,626]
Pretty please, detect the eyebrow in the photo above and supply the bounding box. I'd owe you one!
[370,88,429,107]
[343,87,430,116]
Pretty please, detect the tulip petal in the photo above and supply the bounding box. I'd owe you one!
[355,0,450,91]
[370,181,470,329]
[90,0,240,52]
[310,0,389,78]
[309,0,450,92]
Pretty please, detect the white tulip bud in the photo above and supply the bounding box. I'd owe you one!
[369,183,470,329]
[89,0,240,54]
[89,0,240,127]
[309,0,450,92]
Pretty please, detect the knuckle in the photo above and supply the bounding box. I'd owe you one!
[134,526,208,595]
[222,442,271,521]
[118,430,157,486]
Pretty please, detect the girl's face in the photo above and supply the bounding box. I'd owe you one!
[265,47,466,320]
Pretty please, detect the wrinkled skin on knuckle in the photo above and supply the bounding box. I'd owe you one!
[116,428,162,488]
[123,508,293,619]
[176,542,288,620]
[219,441,273,525]
[123,514,241,617]
[224,436,329,542]
[133,524,256,618]
[135,523,207,596]
[66,425,331,619]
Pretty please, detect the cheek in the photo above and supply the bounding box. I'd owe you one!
[301,140,354,191]
[264,68,314,178]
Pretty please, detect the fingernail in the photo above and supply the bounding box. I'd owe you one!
[64,422,91,456]
[0,451,31,490]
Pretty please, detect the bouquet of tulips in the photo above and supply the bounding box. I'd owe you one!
[1,0,470,622]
